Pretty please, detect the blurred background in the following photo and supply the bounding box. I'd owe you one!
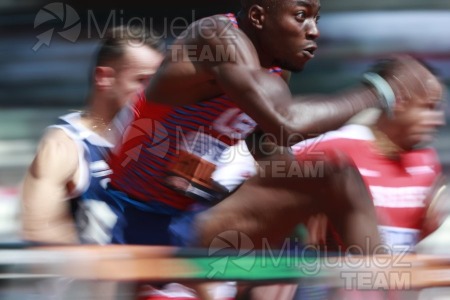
[0,0,450,241]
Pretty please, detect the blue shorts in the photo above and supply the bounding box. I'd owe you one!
[104,186,208,246]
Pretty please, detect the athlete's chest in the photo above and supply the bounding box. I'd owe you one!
[351,147,437,229]
[353,149,437,189]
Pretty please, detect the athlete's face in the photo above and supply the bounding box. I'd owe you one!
[112,45,164,107]
[394,76,445,149]
[260,0,320,71]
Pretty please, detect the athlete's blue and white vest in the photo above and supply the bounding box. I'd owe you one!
[49,112,118,244]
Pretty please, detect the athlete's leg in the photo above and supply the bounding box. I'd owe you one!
[194,152,381,254]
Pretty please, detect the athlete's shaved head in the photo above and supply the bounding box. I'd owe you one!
[238,0,321,71]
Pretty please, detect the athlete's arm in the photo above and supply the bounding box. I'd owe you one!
[21,129,80,244]
[147,15,434,146]
[202,16,380,145]
[213,63,383,146]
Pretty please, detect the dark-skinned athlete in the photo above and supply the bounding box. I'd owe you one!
[105,0,440,254]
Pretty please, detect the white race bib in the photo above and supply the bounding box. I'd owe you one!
[378,225,420,253]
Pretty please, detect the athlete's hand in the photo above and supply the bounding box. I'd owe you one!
[371,56,443,113]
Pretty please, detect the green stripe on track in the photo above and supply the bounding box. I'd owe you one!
[183,256,330,281]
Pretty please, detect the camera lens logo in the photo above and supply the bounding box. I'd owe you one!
[121,119,170,167]
[207,230,255,279]
[33,2,81,51]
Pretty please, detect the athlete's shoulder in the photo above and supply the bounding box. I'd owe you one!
[39,112,85,166]
[42,126,79,148]
[44,112,86,157]
[186,13,250,50]
[30,128,79,180]
[184,13,237,38]
[50,112,86,140]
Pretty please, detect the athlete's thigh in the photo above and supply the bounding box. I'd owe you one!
[195,153,326,248]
